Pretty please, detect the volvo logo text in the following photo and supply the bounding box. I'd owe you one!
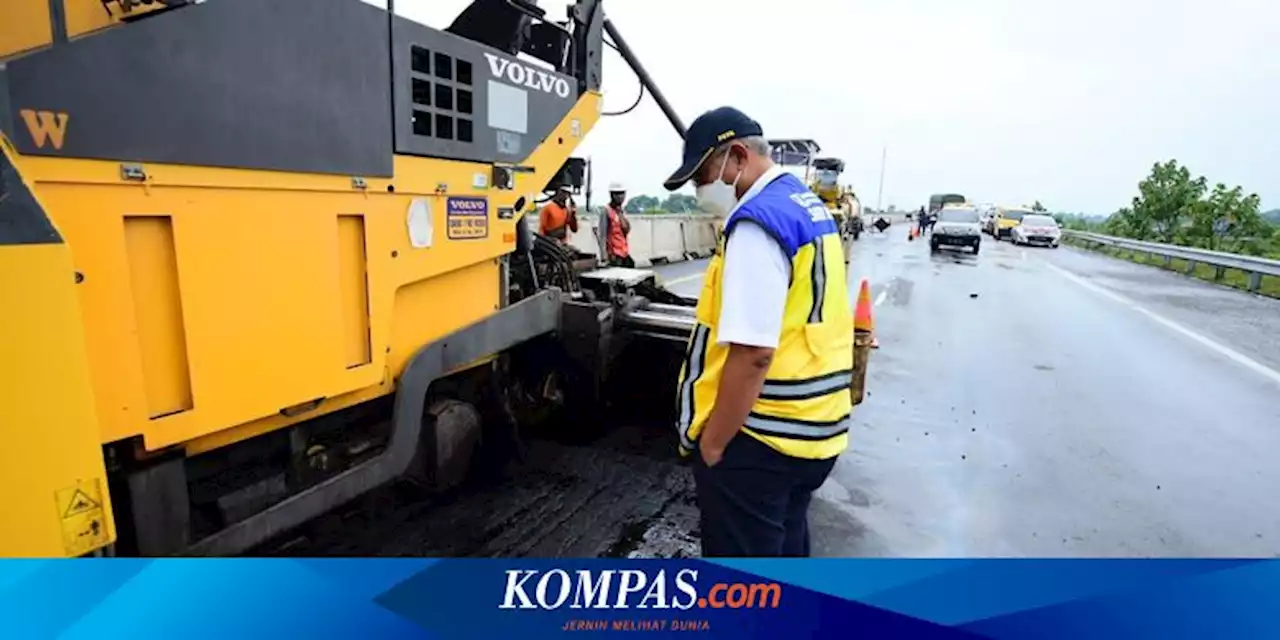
[483,52,572,98]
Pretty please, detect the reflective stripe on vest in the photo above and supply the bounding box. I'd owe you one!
[674,172,854,461]
[745,411,851,441]
[677,324,711,451]
[759,369,853,401]
[808,238,826,323]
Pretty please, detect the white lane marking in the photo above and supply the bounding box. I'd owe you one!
[1020,250,1027,260]
[874,290,888,307]
[1047,262,1280,388]
[663,273,703,287]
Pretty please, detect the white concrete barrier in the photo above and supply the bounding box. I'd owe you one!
[569,213,721,267]
[567,211,910,266]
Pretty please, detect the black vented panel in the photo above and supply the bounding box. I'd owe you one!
[392,14,580,164]
[407,46,474,146]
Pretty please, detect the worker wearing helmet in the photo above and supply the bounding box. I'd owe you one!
[539,186,578,244]
[665,107,853,557]
[603,182,634,267]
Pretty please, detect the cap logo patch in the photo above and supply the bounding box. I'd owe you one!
[717,130,736,141]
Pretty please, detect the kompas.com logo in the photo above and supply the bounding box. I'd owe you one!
[498,569,782,610]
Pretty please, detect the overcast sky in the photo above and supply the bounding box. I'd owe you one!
[391,0,1278,214]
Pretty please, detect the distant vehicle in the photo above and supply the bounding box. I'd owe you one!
[992,206,1033,240]
[929,193,967,213]
[975,203,996,231]
[1011,214,1062,248]
[930,206,982,255]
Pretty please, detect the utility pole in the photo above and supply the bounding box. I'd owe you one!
[874,144,887,213]
[584,156,593,212]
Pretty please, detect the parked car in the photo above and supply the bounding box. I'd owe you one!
[930,206,982,254]
[993,206,1032,240]
[1010,214,1062,248]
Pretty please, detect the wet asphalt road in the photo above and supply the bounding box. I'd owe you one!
[266,226,1280,558]
[726,227,1280,557]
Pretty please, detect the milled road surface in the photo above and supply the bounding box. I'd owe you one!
[260,225,1280,558]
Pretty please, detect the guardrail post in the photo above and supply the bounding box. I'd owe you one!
[1248,272,1263,293]
[1214,266,1226,281]
[1185,260,1196,275]
[1163,255,1172,267]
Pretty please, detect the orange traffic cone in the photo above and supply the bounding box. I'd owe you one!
[854,280,874,335]
[851,279,875,404]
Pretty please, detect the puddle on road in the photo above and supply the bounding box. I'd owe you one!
[888,277,914,307]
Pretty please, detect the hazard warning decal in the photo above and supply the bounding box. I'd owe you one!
[55,479,110,556]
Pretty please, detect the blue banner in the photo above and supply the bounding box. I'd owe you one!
[1,559,1276,638]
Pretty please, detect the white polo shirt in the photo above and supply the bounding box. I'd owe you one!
[715,165,792,349]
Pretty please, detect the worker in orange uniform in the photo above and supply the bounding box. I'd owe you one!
[539,186,578,245]
[603,182,634,267]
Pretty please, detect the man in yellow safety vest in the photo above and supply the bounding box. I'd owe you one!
[663,107,854,557]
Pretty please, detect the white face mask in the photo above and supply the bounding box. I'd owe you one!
[695,149,743,216]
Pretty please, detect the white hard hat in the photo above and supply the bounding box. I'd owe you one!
[608,182,626,193]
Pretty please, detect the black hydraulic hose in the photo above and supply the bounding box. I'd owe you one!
[602,18,686,139]
[532,233,578,292]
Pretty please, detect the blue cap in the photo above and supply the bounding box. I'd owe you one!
[663,106,764,191]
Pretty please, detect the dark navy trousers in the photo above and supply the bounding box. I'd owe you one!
[693,433,838,557]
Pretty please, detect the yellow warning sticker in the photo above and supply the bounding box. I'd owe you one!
[55,480,110,556]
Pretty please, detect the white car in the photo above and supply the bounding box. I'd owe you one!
[930,206,982,254]
[1010,214,1062,248]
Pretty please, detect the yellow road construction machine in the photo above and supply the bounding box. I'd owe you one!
[768,139,860,262]
[810,157,861,262]
[1,0,699,557]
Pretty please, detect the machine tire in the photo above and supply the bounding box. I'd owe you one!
[407,399,483,493]
[930,240,939,254]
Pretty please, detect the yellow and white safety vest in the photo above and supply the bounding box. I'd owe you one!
[676,172,853,460]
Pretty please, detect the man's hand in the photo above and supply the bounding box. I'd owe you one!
[700,344,774,465]
[699,438,725,467]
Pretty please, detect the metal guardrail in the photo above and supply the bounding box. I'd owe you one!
[1063,230,1280,292]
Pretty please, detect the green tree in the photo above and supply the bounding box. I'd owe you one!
[661,193,699,213]
[1130,160,1206,243]
[1104,160,1273,257]
[1184,184,1266,254]
[625,195,660,213]
[1103,207,1137,237]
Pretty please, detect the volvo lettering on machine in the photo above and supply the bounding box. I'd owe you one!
[483,52,573,98]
